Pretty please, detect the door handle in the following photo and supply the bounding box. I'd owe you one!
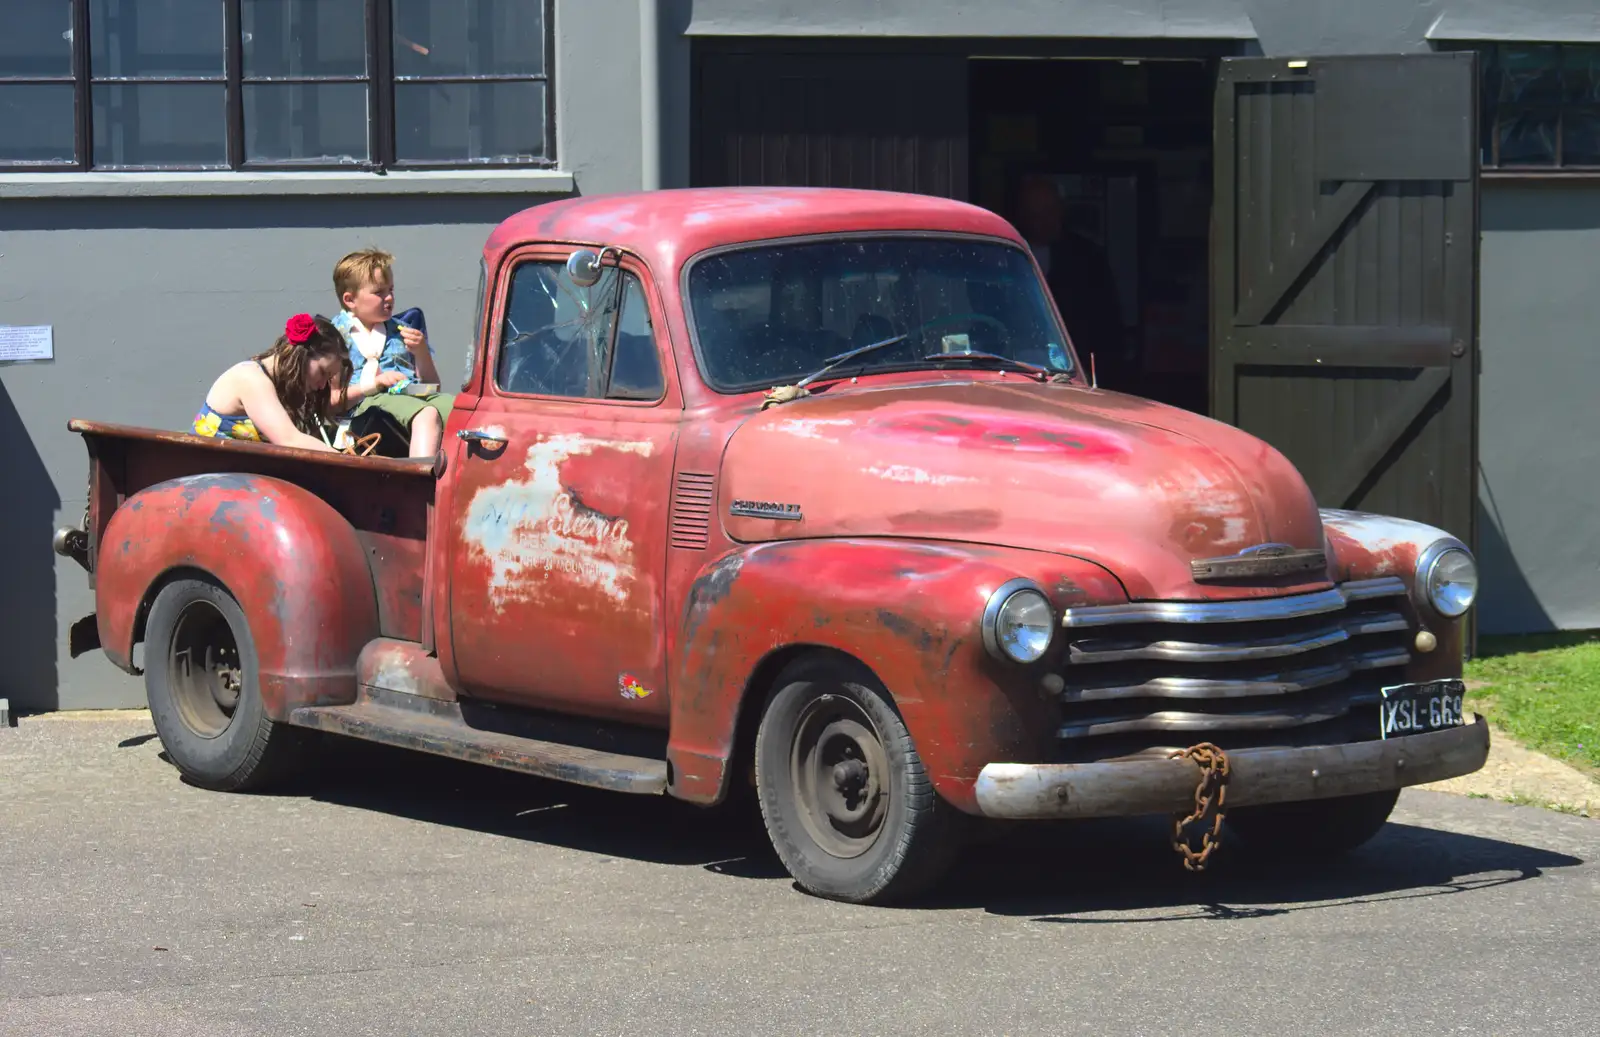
[457,428,508,445]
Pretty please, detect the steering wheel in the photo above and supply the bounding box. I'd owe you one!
[913,312,1012,350]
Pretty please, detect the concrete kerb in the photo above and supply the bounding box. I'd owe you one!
[21,707,152,722]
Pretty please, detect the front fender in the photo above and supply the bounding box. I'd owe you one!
[1320,507,1470,680]
[665,538,1125,813]
[98,473,380,718]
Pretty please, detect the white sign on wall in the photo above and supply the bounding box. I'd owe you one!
[0,325,54,363]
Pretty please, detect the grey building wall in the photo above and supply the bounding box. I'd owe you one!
[1245,0,1600,54]
[0,198,536,713]
[683,0,1600,51]
[683,0,1253,38]
[0,0,647,713]
[4,0,1599,712]
[1476,183,1600,635]
[678,0,1600,638]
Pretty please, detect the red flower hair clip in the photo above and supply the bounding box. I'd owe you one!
[285,313,318,344]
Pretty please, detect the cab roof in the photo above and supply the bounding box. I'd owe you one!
[483,187,1027,273]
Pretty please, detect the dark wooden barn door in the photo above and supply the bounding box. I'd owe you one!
[692,46,967,198]
[1210,53,1479,547]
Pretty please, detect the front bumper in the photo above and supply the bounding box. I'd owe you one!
[972,715,1490,819]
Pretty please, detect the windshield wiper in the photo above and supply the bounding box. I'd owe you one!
[794,333,910,389]
[921,349,1054,381]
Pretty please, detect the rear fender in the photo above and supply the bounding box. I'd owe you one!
[98,473,379,718]
[665,538,1125,813]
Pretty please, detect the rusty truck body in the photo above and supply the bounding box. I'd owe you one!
[56,187,1489,903]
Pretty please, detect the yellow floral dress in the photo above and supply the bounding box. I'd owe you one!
[192,403,262,441]
[192,358,268,441]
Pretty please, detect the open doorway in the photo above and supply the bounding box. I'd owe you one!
[969,56,1215,415]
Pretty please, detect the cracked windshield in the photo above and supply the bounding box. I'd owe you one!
[687,237,1072,391]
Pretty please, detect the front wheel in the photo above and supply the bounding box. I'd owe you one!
[754,656,965,904]
[1224,789,1401,861]
[143,577,305,792]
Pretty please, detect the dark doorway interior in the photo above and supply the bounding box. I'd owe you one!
[969,57,1215,414]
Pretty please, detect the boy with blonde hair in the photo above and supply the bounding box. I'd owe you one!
[331,247,455,458]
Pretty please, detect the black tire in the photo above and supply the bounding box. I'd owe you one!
[1225,789,1401,860]
[143,577,304,792]
[754,655,965,904]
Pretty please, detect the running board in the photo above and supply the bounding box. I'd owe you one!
[288,691,669,795]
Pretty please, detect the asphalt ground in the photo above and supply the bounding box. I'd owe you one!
[3,712,1597,1036]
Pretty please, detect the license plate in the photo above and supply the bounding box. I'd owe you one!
[1379,678,1467,738]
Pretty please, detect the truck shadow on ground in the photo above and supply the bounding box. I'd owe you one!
[267,735,1587,919]
[938,815,1582,922]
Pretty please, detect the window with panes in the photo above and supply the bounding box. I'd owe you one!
[0,0,553,171]
[1471,42,1600,170]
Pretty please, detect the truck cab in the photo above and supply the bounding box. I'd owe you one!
[58,187,1488,904]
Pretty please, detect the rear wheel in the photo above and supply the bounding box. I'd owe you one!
[143,577,304,792]
[1225,789,1400,860]
[754,656,965,904]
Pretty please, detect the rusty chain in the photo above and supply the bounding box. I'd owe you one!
[1169,742,1231,872]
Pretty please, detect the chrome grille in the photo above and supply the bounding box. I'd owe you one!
[1056,577,1412,760]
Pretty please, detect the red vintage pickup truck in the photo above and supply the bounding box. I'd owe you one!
[56,187,1488,903]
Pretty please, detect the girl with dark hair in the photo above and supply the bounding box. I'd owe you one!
[191,313,353,452]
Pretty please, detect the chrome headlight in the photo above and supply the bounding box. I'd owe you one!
[982,578,1055,664]
[1416,540,1478,618]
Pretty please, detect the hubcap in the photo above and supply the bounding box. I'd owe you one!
[168,600,243,740]
[790,695,890,858]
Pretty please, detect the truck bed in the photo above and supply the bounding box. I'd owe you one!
[67,420,438,644]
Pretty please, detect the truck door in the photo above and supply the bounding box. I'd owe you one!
[445,248,680,724]
[1210,53,1480,550]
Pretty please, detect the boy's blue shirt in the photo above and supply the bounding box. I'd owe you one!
[332,310,420,384]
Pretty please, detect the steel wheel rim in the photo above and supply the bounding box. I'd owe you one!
[789,694,890,859]
[168,600,243,740]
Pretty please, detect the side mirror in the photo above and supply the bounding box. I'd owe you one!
[566,248,603,287]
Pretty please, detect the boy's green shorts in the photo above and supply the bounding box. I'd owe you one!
[354,390,455,428]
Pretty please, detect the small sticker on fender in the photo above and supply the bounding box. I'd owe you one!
[620,674,654,700]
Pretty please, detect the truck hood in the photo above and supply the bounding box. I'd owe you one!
[719,380,1330,601]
